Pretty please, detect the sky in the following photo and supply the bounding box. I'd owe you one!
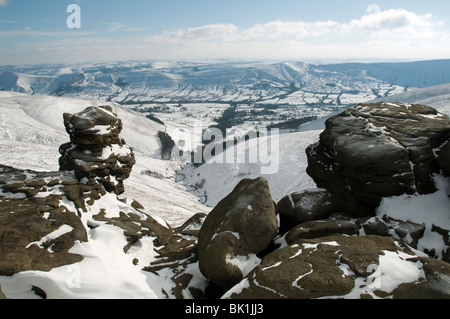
[0,0,450,65]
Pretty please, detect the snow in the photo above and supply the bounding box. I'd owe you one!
[0,207,161,299]
[225,254,261,278]
[333,249,425,299]
[377,175,450,259]
[371,83,450,116]
[26,225,75,251]
[180,129,321,207]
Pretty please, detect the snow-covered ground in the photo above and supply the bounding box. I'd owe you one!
[0,193,164,299]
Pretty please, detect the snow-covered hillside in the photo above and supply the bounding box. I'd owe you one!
[0,91,210,226]
[179,130,321,207]
[3,60,449,106]
[371,82,450,116]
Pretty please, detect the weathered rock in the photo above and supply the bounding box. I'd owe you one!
[225,235,450,299]
[306,103,450,217]
[59,105,135,195]
[144,214,208,299]
[358,216,425,249]
[197,177,278,290]
[439,140,450,176]
[176,213,208,237]
[285,219,358,244]
[277,189,336,228]
[0,167,88,276]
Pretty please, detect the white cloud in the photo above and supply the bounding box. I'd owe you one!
[144,8,448,61]
[0,0,9,7]
[162,9,443,44]
[151,24,238,44]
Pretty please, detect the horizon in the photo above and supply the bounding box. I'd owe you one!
[0,1,450,65]
[3,57,450,69]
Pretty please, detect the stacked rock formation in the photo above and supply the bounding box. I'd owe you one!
[59,105,135,195]
[306,102,450,217]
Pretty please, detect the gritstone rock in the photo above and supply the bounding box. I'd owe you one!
[197,177,278,290]
[306,102,450,217]
[59,105,135,195]
[225,235,450,299]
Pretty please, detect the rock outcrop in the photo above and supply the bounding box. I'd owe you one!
[0,165,87,276]
[59,105,135,195]
[225,235,450,299]
[197,177,278,290]
[306,103,450,216]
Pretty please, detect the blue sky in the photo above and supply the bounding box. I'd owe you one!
[1,0,450,65]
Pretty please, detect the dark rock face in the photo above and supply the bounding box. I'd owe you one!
[197,177,278,290]
[357,216,425,249]
[306,103,450,216]
[277,189,336,227]
[439,140,450,176]
[59,106,136,195]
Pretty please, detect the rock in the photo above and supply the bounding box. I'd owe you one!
[358,216,425,249]
[0,167,88,276]
[197,177,278,290]
[59,106,136,195]
[439,140,450,176]
[285,219,358,244]
[306,103,450,217]
[277,189,336,228]
[225,235,450,299]
[145,214,209,299]
[0,284,6,299]
[176,213,208,237]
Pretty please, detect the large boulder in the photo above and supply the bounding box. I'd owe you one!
[59,105,136,195]
[306,103,450,216]
[277,189,336,228]
[225,235,450,299]
[197,177,278,290]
